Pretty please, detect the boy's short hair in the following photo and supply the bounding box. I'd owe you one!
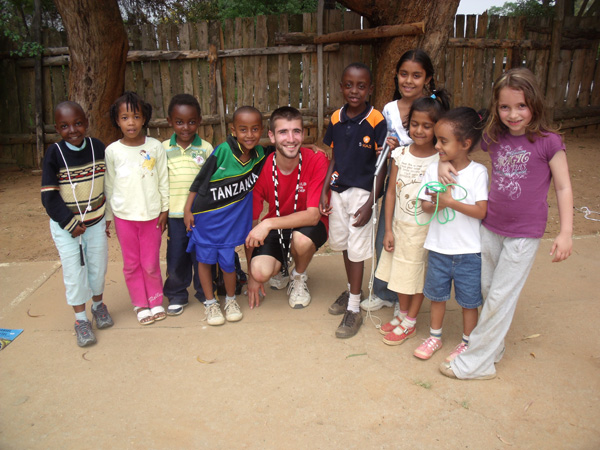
[168,94,201,117]
[232,105,262,124]
[269,106,303,132]
[55,100,85,117]
[341,62,372,84]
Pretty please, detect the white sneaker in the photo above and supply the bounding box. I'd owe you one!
[360,294,394,311]
[204,302,225,326]
[269,270,290,290]
[287,273,311,309]
[224,298,243,322]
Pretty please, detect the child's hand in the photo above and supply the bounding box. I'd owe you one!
[438,160,458,186]
[71,223,86,238]
[247,276,265,309]
[352,201,373,227]
[245,220,270,248]
[184,210,195,232]
[105,220,111,238]
[304,144,329,158]
[383,230,394,252]
[435,189,454,210]
[319,193,332,216]
[386,136,399,152]
[157,211,168,233]
[550,232,572,262]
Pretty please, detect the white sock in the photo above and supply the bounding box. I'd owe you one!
[401,316,416,329]
[225,295,235,302]
[292,268,304,277]
[347,293,361,313]
[205,299,217,306]
[462,334,469,344]
[92,300,103,310]
[430,327,442,339]
[347,283,351,292]
[75,311,88,322]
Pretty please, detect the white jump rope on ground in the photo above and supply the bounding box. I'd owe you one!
[363,133,393,330]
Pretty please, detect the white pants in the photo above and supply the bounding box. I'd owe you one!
[451,226,540,379]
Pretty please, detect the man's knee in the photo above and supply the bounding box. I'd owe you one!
[290,231,316,256]
[250,255,280,283]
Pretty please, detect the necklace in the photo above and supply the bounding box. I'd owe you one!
[271,150,302,275]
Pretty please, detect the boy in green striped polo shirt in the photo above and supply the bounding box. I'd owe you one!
[163,94,213,315]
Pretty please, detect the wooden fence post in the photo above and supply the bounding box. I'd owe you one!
[546,0,566,117]
[317,0,324,140]
[33,0,44,169]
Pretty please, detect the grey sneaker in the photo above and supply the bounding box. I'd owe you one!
[204,302,225,326]
[328,290,363,315]
[288,273,311,309]
[91,303,114,329]
[335,310,363,339]
[269,270,290,290]
[74,320,97,347]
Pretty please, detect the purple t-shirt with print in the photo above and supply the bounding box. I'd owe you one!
[482,131,564,238]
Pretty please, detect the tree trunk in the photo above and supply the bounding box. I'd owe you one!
[337,0,460,110]
[54,0,128,146]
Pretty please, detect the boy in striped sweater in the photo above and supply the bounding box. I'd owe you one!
[41,101,113,347]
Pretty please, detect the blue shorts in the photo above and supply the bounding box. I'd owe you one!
[191,245,236,273]
[423,251,482,309]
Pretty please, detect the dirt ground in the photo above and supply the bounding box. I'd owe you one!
[0,130,599,449]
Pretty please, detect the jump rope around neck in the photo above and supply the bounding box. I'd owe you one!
[55,139,96,266]
[365,140,466,328]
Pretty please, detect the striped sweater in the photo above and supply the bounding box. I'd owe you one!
[41,138,106,233]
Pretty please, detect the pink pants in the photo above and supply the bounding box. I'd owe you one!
[114,217,164,308]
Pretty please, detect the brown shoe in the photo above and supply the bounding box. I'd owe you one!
[335,310,363,339]
[328,290,364,315]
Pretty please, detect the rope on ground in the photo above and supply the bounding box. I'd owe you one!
[576,206,600,222]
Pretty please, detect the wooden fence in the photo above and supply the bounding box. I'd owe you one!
[1,12,599,168]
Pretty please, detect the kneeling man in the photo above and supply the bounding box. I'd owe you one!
[245,106,329,309]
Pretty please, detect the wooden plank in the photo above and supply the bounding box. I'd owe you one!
[346,12,362,64]
[241,17,254,106]
[255,15,268,112]
[267,15,280,111]
[168,24,182,94]
[463,15,477,107]
[474,14,489,110]
[223,19,236,115]
[555,49,572,108]
[308,13,319,112]
[196,21,210,117]
[493,17,508,84]
[453,15,465,107]
[289,14,303,108]
[590,55,600,106]
[302,13,313,110]
[534,17,551,93]
[180,23,194,96]
[157,24,172,116]
[42,65,53,124]
[565,47,586,107]
[504,16,516,69]
[278,15,290,107]
[577,17,599,107]
[140,24,157,110]
[326,9,343,109]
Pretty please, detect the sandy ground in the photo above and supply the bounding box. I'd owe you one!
[0,130,599,448]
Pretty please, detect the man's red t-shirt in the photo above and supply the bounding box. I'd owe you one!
[252,147,329,232]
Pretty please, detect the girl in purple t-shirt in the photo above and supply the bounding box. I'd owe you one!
[439,68,573,380]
